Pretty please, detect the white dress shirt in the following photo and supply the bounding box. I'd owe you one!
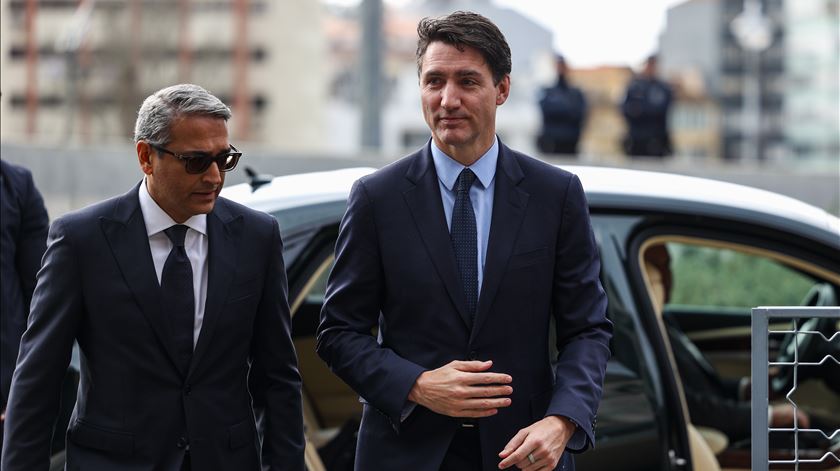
[138,179,208,348]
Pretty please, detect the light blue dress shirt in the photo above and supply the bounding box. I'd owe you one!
[430,137,498,292]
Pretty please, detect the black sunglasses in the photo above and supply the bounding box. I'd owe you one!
[149,143,242,174]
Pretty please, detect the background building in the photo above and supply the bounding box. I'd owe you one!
[321,0,556,156]
[659,0,722,97]
[659,0,786,162]
[0,0,328,152]
[570,66,632,160]
[783,0,839,171]
[659,0,838,170]
[720,0,786,162]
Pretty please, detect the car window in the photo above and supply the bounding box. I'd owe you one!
[667,242,816,311]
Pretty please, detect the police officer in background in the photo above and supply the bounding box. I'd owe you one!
[621,54,673,158]
[537,54,587,155]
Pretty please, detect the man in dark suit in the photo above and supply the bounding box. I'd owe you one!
[621,55,673,158]
[2,84,304,471]
[537,54,587,156]
[0,160,49,451]
[316,12,612,471]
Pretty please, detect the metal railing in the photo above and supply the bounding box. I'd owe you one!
[751,306,840,471]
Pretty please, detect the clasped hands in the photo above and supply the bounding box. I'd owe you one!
[407,360,575,470]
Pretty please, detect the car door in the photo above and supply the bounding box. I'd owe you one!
[575,214,689,470]
[633,230,839,386]
[628,222,840,470]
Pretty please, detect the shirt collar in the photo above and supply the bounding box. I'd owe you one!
[138,178,207,237]
[431,136,498,191]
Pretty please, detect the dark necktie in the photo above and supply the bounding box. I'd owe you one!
[451,168,478,325]
[161,224,194,373]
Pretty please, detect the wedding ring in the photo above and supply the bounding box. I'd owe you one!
[528,453,536,464]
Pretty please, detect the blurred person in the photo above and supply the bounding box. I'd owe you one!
[537,54,587,155]
[316,11,611,471]
[621,55,673,158]
[643,244,840,445]
[2,84,304,471]
[0,160,49,454]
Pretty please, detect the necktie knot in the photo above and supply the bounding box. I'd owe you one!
[455,168,477,194]
[164,225,189,247]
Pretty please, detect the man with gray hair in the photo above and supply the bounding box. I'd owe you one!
[2,84,304,471]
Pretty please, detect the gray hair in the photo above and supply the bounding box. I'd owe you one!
[133,84,231,144]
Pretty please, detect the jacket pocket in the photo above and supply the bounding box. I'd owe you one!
[508,247,549,270]
[68,419,134,455]
[226,277,260,304]
[229,418,255,449]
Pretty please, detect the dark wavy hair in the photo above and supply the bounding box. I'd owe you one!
[416,11,512,85]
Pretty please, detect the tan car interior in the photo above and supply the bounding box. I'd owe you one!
[291,255,359,471]
[639,236,840,471]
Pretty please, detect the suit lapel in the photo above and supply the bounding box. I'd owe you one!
[100,183,182,373]
[471,145,529,342]
[188,198,242,379]
[402,147,471,328]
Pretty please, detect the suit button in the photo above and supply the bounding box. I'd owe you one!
[176,437,188,449]
[468,351,478,360]
[184,384,191,395]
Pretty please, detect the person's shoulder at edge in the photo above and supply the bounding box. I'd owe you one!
[504,146,578,185]
[352,145,427,193]
[1,159,30,180]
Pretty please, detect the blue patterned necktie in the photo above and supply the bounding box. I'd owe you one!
[161,224,194,373]
[451,168,478,326]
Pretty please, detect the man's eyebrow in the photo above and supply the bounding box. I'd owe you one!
[422,69,483,78]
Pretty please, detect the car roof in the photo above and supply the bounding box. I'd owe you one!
[222,165,840,248]
[222,167,376,213]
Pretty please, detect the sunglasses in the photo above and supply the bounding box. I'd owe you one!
[149,142,242,174]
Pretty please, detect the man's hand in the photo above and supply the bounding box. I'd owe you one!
[407,360,512,418]
[498,415,575,470]
[771,404,810,429]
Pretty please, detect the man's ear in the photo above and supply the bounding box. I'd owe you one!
[137,141,153,175]
[496,75,511,106]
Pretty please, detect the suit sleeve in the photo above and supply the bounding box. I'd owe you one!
[546,175,612,452]
[316,179,426,427]
[15,168,49,309]
[2,218,82,471]
[248,218,306,471]
[1,167,48,406]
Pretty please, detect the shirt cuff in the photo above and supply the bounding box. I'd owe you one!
[401,401,417,422]
[558,415,587,452]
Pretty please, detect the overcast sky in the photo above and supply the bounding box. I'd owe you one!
[325,0,688,67]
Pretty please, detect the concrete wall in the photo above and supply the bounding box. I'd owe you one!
[2,142,837,221]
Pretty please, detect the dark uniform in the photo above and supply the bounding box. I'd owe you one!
[537,76,586,155]
[621,75,673,157]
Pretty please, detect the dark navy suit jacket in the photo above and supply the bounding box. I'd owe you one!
[0,160,48,409]
[317,141,612,470]
[2,183,304,470]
